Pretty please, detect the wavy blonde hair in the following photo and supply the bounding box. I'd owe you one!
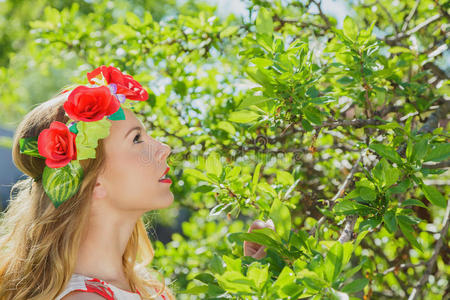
[0,93,176,299]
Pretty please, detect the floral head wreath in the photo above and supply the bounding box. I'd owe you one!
[19,65,149,208]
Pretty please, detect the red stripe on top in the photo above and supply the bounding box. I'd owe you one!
[84,278,115,300]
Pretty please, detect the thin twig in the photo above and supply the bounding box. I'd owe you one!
[382,261,426,276]
[309,149,366,236]
[401,0,420,32]
[376,0,399,33]
[385,14,442,45]
[310,0,331,29]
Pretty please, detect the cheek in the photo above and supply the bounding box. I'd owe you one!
[107,149,160,197]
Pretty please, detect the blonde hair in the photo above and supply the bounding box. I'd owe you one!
[0,93,176,299]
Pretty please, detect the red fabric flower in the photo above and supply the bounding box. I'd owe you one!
[64,85,120,122]
[37,121,77,168]
[87,65,149,101]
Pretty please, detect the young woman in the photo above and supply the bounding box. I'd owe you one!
[0,66,274,299]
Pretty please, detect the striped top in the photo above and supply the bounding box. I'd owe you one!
[55,273,168,300]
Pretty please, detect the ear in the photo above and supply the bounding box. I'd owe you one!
[92,176,107,199]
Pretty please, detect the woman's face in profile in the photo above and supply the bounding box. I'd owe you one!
[95,108,173,211]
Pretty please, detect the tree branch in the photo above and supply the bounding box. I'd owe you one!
[309,149,366,236]
[310,0,331,29]
[384,14,442,45]
[398,100,450,156]
[376,0,399,33]
[401,0,420,32]
[408,198,450,300]
[422,160,450,169]
[382,261,426,276]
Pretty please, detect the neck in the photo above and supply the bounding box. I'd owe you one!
[74,203,142,289]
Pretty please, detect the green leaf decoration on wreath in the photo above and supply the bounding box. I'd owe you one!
[75,119,111,160]
[19,137,44,158]
[107,106,125,120]
[68,122,79,134]
[42,160,84,208]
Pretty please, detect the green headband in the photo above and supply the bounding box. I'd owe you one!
[19,65,150,208]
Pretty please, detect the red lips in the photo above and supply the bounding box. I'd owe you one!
[158,167,171,184]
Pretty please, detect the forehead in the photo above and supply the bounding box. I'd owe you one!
[107,108,145,139]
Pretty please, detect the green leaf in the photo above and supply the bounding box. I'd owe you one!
[222,255,241,272]
[398,217,423,252]
[225,165,241,181]
[359,186,377,202]
[343,16,358,41]
[19,137,44,158]
[42,160,84,208]
[333,199,357,215]
[424,143,450,162]
[387,178,411,195]
[337,76,354,84]
[247,262,269,289]
[217,121,236,136]
[194,184,215,193]
[401,198,429,210]
[109,23,136,39]
[194,273,215,284]
[238,95,270,109]
[180,284,208,295]
[68,122,78,134]
[252,162,263,194]
[255,33,273,53]
[269,198,291,241]
[250,57,273,68]
[369,143,403,165]
[273,266,296,297]
[219,25,239,39]
[372,158,400,188]
[421,184,446,208]
[257,182,277,198]
[229,110,260,123]
[303,106,322,125]
[359,217,381,232]
[341,278,369,293]
[75,119,111,160]
[126,11,142,28]
[297,269,327,291]
[184,168,211,182]
[245,66,273,85]
[383,209,397,233]
[206,151,222,178]
[256,7,273,35]
[107,106,125,121]
[210,254,225,274]
[228,228,289,257]
[301,119,314,131]
[324,242,343,283]
[342,241,354,266]
[215,271,254,294]
[273,265,295,288]
[276,170,294,185]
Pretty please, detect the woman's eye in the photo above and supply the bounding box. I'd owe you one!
[133,133,143,144]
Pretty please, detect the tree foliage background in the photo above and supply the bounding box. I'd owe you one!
[0,0,449,299]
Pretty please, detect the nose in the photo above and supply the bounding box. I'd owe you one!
[158,142,171,161]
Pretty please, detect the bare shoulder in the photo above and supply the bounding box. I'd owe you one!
[61,291,106,300]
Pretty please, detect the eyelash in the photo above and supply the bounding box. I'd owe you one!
[133,133,143,144]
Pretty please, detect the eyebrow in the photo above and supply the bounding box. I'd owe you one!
[125,126,142,138]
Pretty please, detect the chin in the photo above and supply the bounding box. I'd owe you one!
[150,192,174,210]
